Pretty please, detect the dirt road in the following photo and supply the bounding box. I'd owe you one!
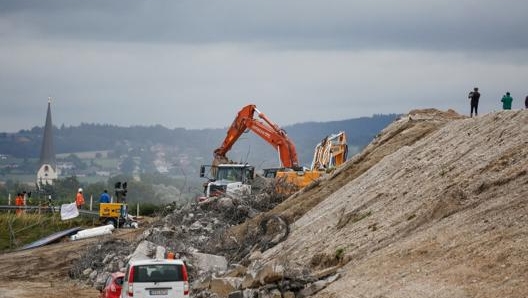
[0,228,142,298]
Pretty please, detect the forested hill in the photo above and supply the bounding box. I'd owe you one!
[0,114,398,169]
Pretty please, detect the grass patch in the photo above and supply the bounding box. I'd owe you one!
[0,212,93,252]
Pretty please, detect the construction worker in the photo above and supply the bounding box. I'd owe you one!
[166,250,175,259]
[99,189,111,203]
[15,193,24,215]
[76,188,85,209]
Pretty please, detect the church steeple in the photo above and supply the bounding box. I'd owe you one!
[37,98,58,186]
[39,98,56,166]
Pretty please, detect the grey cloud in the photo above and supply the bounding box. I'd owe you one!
[1,0,528,133]
[1,0,527,51]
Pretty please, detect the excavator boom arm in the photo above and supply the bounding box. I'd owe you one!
[213,104,299,168]
[213,104,256,164]
[245,120,299,168]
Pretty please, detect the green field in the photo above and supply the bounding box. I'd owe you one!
[0,213,94,252]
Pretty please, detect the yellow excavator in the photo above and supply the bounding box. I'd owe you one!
[271,131,348,193]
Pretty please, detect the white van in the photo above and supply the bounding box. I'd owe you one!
[121,258,189,298]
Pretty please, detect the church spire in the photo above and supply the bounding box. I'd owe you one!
[39,98,56,166]
[37,98,58,185]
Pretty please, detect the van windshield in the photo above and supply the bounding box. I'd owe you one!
[133,264,183,282]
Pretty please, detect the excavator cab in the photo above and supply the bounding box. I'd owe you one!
[200,164,254,198]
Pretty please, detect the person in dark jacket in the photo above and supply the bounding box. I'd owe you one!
[525,95,528,109]
[468,87,480,117]
[501,92,513,110]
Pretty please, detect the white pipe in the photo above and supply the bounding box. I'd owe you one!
[70,228,112,241]
[70,224,114,241]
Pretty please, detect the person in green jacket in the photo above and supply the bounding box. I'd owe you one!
[501,92,513,110]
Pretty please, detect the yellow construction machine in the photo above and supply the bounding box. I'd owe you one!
[272,131,348,192]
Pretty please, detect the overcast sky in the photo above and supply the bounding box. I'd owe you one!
[1,0,527,132]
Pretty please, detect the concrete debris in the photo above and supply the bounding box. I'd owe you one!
[192,252,228,273]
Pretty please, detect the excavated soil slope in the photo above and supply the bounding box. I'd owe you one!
[257,109,528,298]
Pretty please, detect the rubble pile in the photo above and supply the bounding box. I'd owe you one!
[71,186,298,295]
[69,238,134,286]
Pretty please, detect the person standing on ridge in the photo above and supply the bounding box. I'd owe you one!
[501,92,513,110]
[525,95,528,109]
[468,87,480,117]
[99,189,111,203]
[76,188,85,209]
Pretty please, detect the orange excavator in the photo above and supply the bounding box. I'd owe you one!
[213,104,300,169]
[199,104,348,198]
[200,104,299,198]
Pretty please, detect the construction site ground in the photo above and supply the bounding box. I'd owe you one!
[0,228,143,298]
[0,109,527,298]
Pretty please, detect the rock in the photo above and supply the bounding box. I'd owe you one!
[248,250,262,261]
[192,252,228,273]
[242,288,259,298]
[102,253,115,264]
[190,221,203,231]
[218,197,235,209]
[313,265,340,279]
[269,288,282,298]
[82,268,92,276]
[228,291,244,298]
[283,291,295,298]
[242,261,285,288]
[128,240,156,261]
[94,272,107,286]
[89,270,98,280]
[155,245,166,259]
[117,260,125,271]
[209,276,242,297]
[224,264,247,278]
[297,274,340,297]
[192,275,212,292]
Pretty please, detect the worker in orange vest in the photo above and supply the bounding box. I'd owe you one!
[76,188,85,209]
[15,193,24,215]
[167,251,175,259]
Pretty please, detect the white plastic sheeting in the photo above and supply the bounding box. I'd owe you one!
[70,224,115,241]
[60,202,79,220]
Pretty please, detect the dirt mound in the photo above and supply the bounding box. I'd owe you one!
[228,109,463,240]
[252,109,528,297]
